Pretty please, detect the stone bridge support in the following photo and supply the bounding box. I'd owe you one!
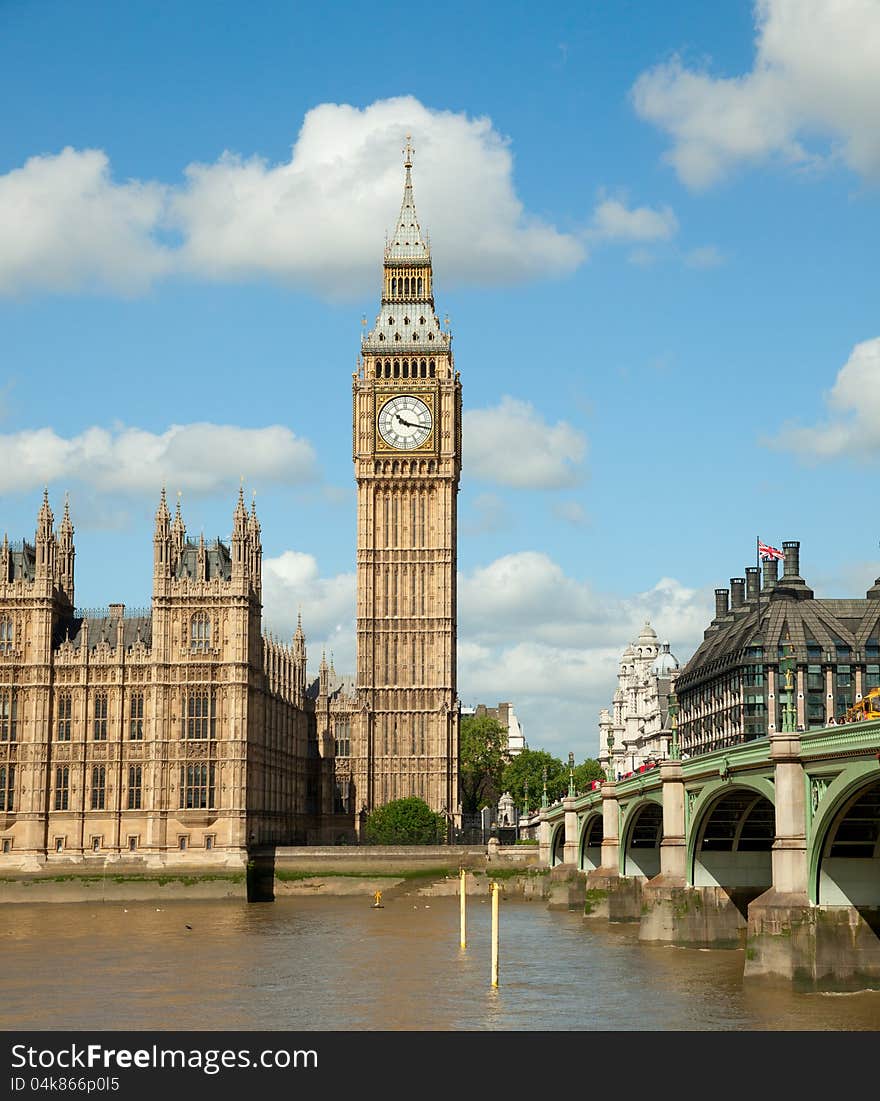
[743,732,880,988]
[547,797,588,911]
[640,761,758,948]
[582,781,627,922]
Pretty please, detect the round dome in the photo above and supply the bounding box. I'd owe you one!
[637,620,658,644]
[653,641,679,675]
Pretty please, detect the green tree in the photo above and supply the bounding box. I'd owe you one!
[500,749,567,813]
[363,797,446,845]
[572,758,605,793]
[459,714,508,814]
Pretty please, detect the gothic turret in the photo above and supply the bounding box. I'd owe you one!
[232,485,249,583]
[153,487,171,579]
[248,495,262,597]
[57,494,75,604]
[35,489,56,585]
[292,610,307,702]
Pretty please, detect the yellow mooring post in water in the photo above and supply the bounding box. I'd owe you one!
[490,881,500,987]
[459,868,467,949]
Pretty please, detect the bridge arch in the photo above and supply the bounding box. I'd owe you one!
[688,783,775,898]
[621,797,663,877]
[550,822,566,866]
[578,812,603,872]
[810,767,880,909]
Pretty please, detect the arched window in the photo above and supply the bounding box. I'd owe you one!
[393,360,400,378]
[54,766,69,811]
[417,277,423,295]
[190,612,211,653]
[129,692,144,740]
[429,360,436,377]
[420,359,427,377]
[403,361,409,378]
[0,764,14,811]
[93,692,108,741]
[391,277,396,295]
[404,277,410,296]
[127,765,142,810]
[0,618,13,653]
[90,766,106,810]
[56,693,72,741]
[185,689,215,740]
[0,689,16,742]
[181,763,215,809]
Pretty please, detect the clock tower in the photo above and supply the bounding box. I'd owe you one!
[351,139,461,820]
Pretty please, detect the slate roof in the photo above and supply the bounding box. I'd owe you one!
[55,613,152,651]
[678,586,880,690]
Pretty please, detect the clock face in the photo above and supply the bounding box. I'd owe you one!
[377,395,433,450]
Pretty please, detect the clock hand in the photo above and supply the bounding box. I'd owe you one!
[395,415,420,429]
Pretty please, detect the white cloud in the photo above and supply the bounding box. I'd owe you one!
[262,550,356,676]
[684,245,725,269]
[259,546,714,758]
[172,96,584,294]
[551,500,589,526]
[463,397,586,489]
[0,422,318,494]
[457,553,713,757]
[590,197,679,242]
[631,0,880,188]
[0,98,583,298]
[0,148,170,295]
[769,336,880,460]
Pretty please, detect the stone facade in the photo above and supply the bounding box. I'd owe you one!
[461,701,527,756]
[0,490,344,869]
[676,541,880,756]
[598,621,680,777]
[343,143,462,821]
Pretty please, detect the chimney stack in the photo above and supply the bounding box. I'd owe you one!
[762,558,779,591]
[782,541,800,578]
[714,588,730,619]
[730,578,746,609]
[745,567,760,601]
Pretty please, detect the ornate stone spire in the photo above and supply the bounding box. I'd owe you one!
[59,494,74,539]
[363,139,446,353]
[386,136,429,262]
[154,487,170,534]
[37,488,54,538]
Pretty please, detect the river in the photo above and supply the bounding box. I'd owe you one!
[2,895,878,1031]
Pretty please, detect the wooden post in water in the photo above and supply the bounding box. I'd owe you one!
[490,881,500,987]
[459,868,467,949]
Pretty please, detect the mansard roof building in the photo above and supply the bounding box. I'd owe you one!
[676,541,880,756]
[0,490,350,869]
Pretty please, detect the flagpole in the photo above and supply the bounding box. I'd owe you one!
[756,535,761,641]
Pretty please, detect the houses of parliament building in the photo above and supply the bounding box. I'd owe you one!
[0,145,462,868]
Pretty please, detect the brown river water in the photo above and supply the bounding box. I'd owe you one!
[2,894,879,1031]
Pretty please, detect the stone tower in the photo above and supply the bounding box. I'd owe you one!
[351,139,462,819]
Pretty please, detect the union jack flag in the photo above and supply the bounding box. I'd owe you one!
[758,540,785,561]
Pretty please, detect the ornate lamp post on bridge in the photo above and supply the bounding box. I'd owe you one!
[568,751,576,797]
[541,765,548,809]
[605,730,615,781]
[667,688,680,761]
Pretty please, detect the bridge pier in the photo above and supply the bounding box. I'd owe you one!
[582,781,628,921]
[639,759,747,945]
[744,732,880,988]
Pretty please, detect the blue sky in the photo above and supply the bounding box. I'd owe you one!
[2,0,879,758]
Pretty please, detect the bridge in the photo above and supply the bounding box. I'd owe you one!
[529,721,880,990]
